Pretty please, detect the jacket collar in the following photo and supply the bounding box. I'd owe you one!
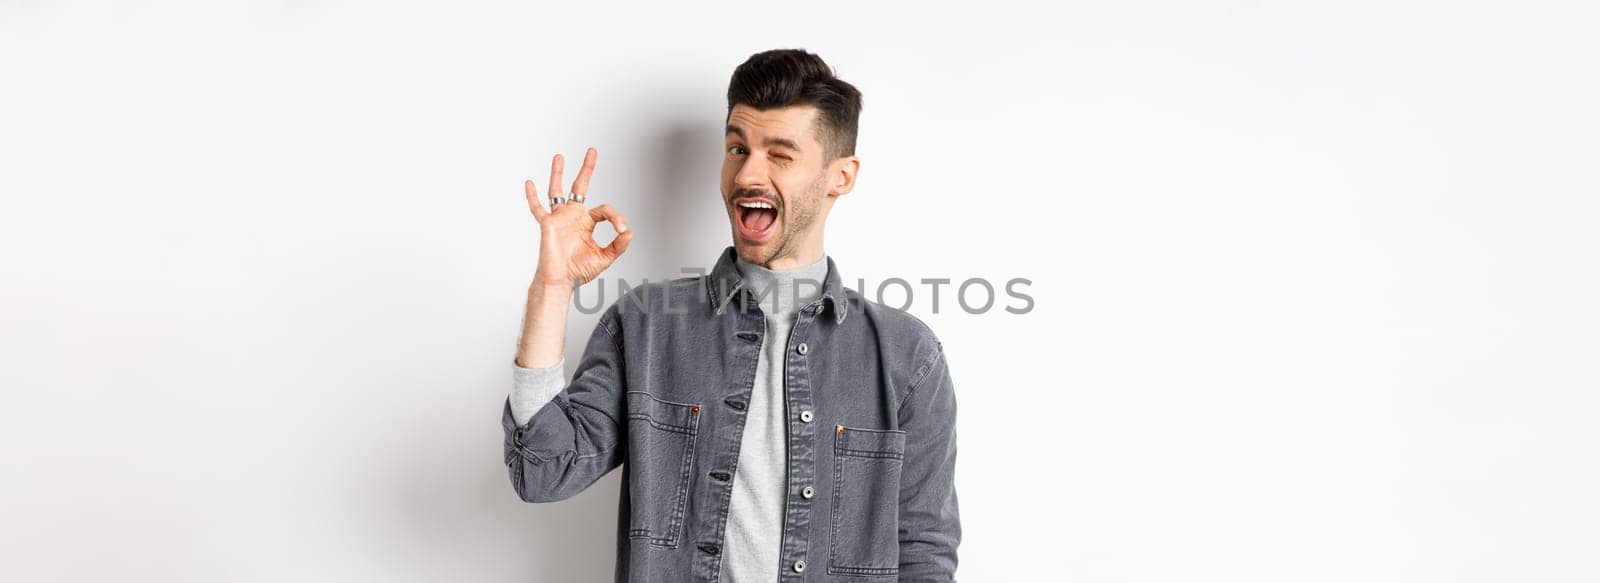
[706,245,849,324]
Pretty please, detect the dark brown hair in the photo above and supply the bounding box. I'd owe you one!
[726,48,862,160]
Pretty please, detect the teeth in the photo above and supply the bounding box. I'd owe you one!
[737,201,774,209]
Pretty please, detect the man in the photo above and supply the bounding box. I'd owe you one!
[502,48,960,582]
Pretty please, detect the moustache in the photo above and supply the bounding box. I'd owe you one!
[731,188,779,206]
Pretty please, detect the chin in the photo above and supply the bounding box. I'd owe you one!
[732,240,764,261]
[731,237,777,264]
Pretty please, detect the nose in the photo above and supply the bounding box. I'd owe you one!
[733,157,769,192]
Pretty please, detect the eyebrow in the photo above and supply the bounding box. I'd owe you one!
[725,125,802,152]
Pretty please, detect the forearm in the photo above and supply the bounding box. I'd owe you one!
[502,303,629,504]
[504,147,632,503]
[515,280,574,368]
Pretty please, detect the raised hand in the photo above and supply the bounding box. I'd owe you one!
[523,147,634,288]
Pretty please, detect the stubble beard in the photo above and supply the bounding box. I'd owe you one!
[736,171,827,267]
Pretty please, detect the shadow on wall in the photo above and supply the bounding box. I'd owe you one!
[623,119,731,292]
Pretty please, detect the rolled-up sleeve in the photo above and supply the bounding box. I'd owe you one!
[502,304,628,503]
[896,341,961,580]
[509,356,566,426]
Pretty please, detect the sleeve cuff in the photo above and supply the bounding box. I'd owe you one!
[510,356,567,426]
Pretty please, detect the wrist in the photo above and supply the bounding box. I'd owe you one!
[530,278,576,296]
[531,272,576,291]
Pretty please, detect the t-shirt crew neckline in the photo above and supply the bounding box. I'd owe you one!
[732,253,829,317]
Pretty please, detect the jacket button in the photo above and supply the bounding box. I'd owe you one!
[799,410,813,423]
[796,342,808,355]
[698,543,720,555]
[801,486,815,499]
[792,559,807,573]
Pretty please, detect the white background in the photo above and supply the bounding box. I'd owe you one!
[3,1,1598,581]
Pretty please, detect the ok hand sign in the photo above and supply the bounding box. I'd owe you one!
[524,147,634,288]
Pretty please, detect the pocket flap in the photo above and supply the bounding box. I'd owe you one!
[626,391,701,435]
[833,425,906,459]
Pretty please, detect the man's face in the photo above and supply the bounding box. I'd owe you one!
[722,103,838,266]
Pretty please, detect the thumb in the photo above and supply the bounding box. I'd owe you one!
[603,228,634,260]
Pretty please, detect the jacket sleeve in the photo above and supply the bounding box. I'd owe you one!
[501,303,628,503]
[896,341,962,580]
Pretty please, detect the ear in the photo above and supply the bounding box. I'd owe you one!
[826,155,861,198]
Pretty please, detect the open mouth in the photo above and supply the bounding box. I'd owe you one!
[735,199,778,241]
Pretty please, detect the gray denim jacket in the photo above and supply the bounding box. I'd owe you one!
[501,246,960,581]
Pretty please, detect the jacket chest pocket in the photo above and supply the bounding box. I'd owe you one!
[624,391,701,548]
[828,425,905,577]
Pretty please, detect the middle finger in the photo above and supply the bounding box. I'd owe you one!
[571,147,598,201]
